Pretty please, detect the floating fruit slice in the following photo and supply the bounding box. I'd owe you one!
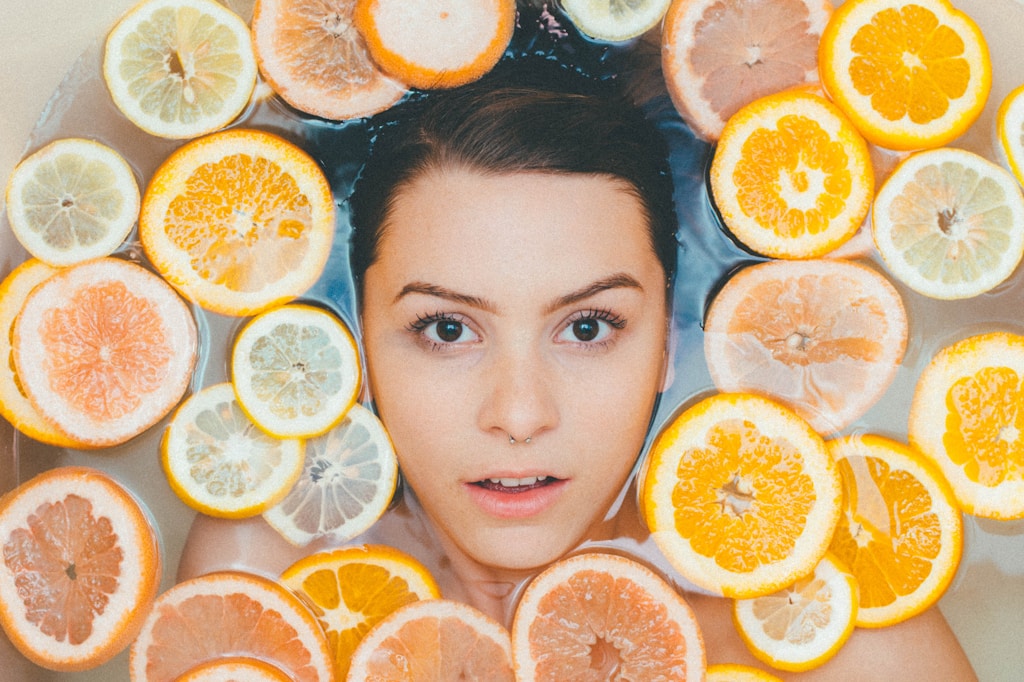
[251,0,407,120]
[4,138,139,266]
[733,553,858,672]
[818,0,991,151]
[827,434,963,626]
[348,598,515,680]
[560,0,672,42]
[511,552,706,680]
[353,0,516,89]
[641,392,842,598]
[710,89,874,259]
[280,545,440,680]
[706,663,784,681]
[703,258,908,434]
[129,571,334,681]
[662,0,833,141]
[909,332,1024,520]
[0,466,161,672]
[175,657,292,682]
[997,84,1024,187]
[103,0,258,139]
[263,404,398,546]
[231,304,361,439]
[140,127,335,316]
[11,257,198,448]
[872,147,1024,300]
[161,382,305,518]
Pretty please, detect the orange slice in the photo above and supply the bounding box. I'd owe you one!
[827,434,962,626]
[348,598,515,680]
[161,382,305,518]
[251,0,407,121]
[263,403,399,546]
[353,0,516,89]
[872,147,1024,300]
[641,392,842,598]
[140,127,335,317]
[997,84,1024,188]
[511,552,706,680]
[706,663,783,681]
[0,466,161,672]
[11,257,198,448]
[175,657,292,682]
[709,89,874,259]
[908,332,1024,520]
[703,258,908,434]
[818,0,991,151]
[560,0,672,42]
[662,0,833,141]
[130,570,333,681]
[280,545,440,679]
[733,552,858,672]
[103,0,258,139]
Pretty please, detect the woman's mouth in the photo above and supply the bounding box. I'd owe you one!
[474,476,556,492]
[467,476,567,518]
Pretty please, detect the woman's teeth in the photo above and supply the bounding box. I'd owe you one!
[487,476,549,487]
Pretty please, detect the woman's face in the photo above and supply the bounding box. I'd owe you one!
[360,167,669,572]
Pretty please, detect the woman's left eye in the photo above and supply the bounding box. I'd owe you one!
[557,311,624,344]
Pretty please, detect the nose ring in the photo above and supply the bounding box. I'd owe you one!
[508,434,533,444]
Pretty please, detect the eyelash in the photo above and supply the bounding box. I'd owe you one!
[562,308,627,349]
[406,311,473,352]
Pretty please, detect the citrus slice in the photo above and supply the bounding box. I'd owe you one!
[140,127,335,316]
[353,0,516,89]
[0,466,161,672]
[280,545,441,680]
[251,0,407,120]
[231,304,361,439]
[703,258,908,434]
[997,84,1024,188]
[348,597,515,680]
[175,657,292,682]
[4,138,140,266]
[103,0,257,139]
[161,382,305,518]
[706,663,783,681]
[560,0,672,42]
[662,0,833,141]
[818,0,991,151]
[908,332,1024,520]
[872,146,1024,300]
[826,434,963,626]
[263,403,399,546]
[709,89,874,259]
[129,570,334,682]
[641,392,842,598]
[733,552,858,672]
[510,552,706,680]
[11,257,198,448]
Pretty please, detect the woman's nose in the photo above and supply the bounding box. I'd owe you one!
[476,344,559,443]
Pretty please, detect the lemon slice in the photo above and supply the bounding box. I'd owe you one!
[5,138,139,266]
[161,382,305,518]
[263,404,398,547]
[997,83,1024,188]
[872,147,1024,300]
[231,304,361,439]
[559,0,672,42]
[103,0,257,139]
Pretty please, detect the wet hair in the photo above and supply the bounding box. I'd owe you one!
[348,58,678,294]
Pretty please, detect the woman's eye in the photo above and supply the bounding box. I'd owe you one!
[572,318,602,342]
[414,315,480,347]
[558,312,623,344]
[433,319,466,343]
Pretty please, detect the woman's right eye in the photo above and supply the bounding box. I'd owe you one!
[410,314,480,348]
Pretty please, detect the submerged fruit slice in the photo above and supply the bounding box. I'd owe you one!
[354,0,516,89]
[662,0,833,141]
[873,147,1024,300]
[909,332,1024,520]
[140,128,335,316]
[11,257,198,448]
[642,392,842,598]
[710,89,874,259]
[5,138,139,266]
[129,571,334,681]
[263,404,399,546]
[511,552,706,680]
[103,0,258,139]
[348,598,515,680]
[733,553,858,672]
[704,258,908,434]
[231,304,361,439]
[997,84,1024,187]
[818,0,991,150]
[561,0,672,42]
[174,657,292,682]
[827,435,962,626]
[706,663,784,681]
[0,466,161,672]
[280,545,440,680]
[161,382,305,518]
[251,0,407,121]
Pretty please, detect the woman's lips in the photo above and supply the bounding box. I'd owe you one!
[466,476,567,518]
